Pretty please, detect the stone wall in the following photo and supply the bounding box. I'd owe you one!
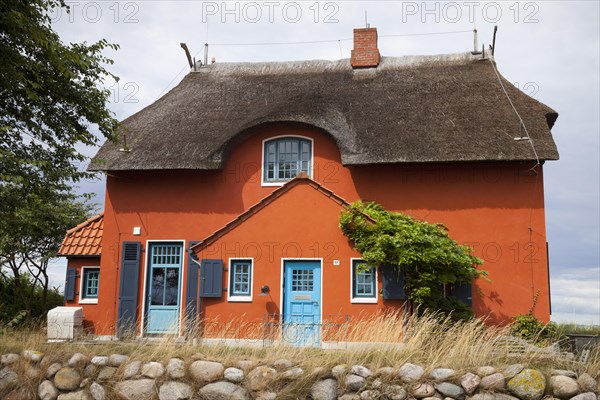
[1,350,598,400]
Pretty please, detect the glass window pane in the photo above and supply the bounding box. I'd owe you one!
[165,268,179,305]
[151,268,165,305]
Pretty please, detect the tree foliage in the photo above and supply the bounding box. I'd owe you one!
[0,0,118,317]
[339,201,486,319]
[0,0,119,189]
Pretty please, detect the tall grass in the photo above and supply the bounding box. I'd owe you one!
[1,311,598,379]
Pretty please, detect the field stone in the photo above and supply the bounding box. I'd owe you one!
[570,393,597,400]
[332,364,348,378]
[198,381,249,400]
[237,359,255,371]
[310,378,338,400]
[167,358,185,379]
[281,367,303,380]
[339,395,360,400]
[551,369,578,378]
[460,372,480,394]
[255,391,277,400]
[430,368,455,381]
[68,353,87,367]
[351,365,372,378]
[435,382,465,399]
[141,361,164,378]
[189,360,224,383]
[90,356,108,367]
[54,367,82,391]
[550,375,579,398]
[477,366,496,377]
[123,360,142,379]
[82,364,96,378]
[504,364,525,379]
[23,350,44,362]
[399,363,425,382]
[38,380,59,400]
[1,354,20,365]
[246,365,277,391]
[385,385,408,400]
[56,390,92,400]
[26,366,42,380]
[577,373,597,392]
[114,379,155,400]
[45,363,62,379]
[80,378,90,388]
[158,381,193,400]
[507,369,546,400]
[90,382,105,400]
[97,366,117,382]
[360,390,381,400]
[469,394,495,400]
[480,373,506,390]
[224,367,244,383]
[494,394,521,400]
[413,382,436,399]
[346,374,366,391]
[272,358,292,371]
[108,354,129,367]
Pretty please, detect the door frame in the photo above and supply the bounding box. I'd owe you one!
[139,240,186,337]
[279,258,323,344]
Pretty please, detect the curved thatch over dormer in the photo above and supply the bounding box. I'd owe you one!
[88,53,558,172]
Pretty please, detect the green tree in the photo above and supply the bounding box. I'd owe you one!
[0,0,119,189]
[0,0,118,316]
[339,201,486,320]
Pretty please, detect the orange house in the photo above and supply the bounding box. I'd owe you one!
[59,27,559,343]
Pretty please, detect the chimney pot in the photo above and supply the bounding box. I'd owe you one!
[351,27,380,68]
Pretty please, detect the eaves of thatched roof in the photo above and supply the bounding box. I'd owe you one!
[89,52,558,171]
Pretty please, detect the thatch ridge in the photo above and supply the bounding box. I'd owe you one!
[89,53,558,171]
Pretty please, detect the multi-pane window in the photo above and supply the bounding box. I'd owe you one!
[263,137,311,183]
[352,260,376,299]
[83,268,100,299]
[291,269,314,291]
[230,260,252,297]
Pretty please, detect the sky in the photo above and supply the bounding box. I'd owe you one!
[47,1,599,325]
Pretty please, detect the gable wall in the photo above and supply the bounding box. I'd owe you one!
[96,122,550,335]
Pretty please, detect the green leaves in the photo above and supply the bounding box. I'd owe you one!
[340,201,487,320]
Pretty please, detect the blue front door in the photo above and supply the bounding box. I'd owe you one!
[146,243,182,334]
[283,260,321,346]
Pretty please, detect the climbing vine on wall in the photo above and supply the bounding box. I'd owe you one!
[339,201,486,320]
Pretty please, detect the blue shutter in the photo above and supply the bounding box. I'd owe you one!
[200,259,223,298]
[117,242,141,338]
[186,242,200,318]
[453,283,473,307]
[64,268,77,301]
[381,265,407,300]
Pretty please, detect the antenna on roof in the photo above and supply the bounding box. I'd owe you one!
[180,43,193,68]
[204,43,209,66]
[365,10,369,28]
[491,25,498,56]
[514,122,530,141]
[472,29,481,54]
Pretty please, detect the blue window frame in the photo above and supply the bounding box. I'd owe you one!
[352,260,376,299]
[82,268,100,299]
[230,260,252,297]
[263,137,311,183]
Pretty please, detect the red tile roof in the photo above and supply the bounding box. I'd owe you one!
[58,213,103,257]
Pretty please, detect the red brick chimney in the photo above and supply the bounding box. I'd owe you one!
[350,27,380,68]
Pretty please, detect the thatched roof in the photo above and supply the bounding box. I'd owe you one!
[89,52,559,171]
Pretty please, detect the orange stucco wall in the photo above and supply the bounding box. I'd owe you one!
[64,257,107,334]
[95,122,550,336]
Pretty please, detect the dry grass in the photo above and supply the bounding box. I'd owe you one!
[1,311,598,396]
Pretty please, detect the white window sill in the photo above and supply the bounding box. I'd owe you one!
[351,297,377,304]
[228,296,252,303]
[78,299,98,305]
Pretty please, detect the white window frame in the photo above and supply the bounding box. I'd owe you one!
[350,258,378,304]
[78,266,100,304]
[261,135,314,187]
[227,258,254,302]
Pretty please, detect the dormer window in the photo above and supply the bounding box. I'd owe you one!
[263,137,312,185]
